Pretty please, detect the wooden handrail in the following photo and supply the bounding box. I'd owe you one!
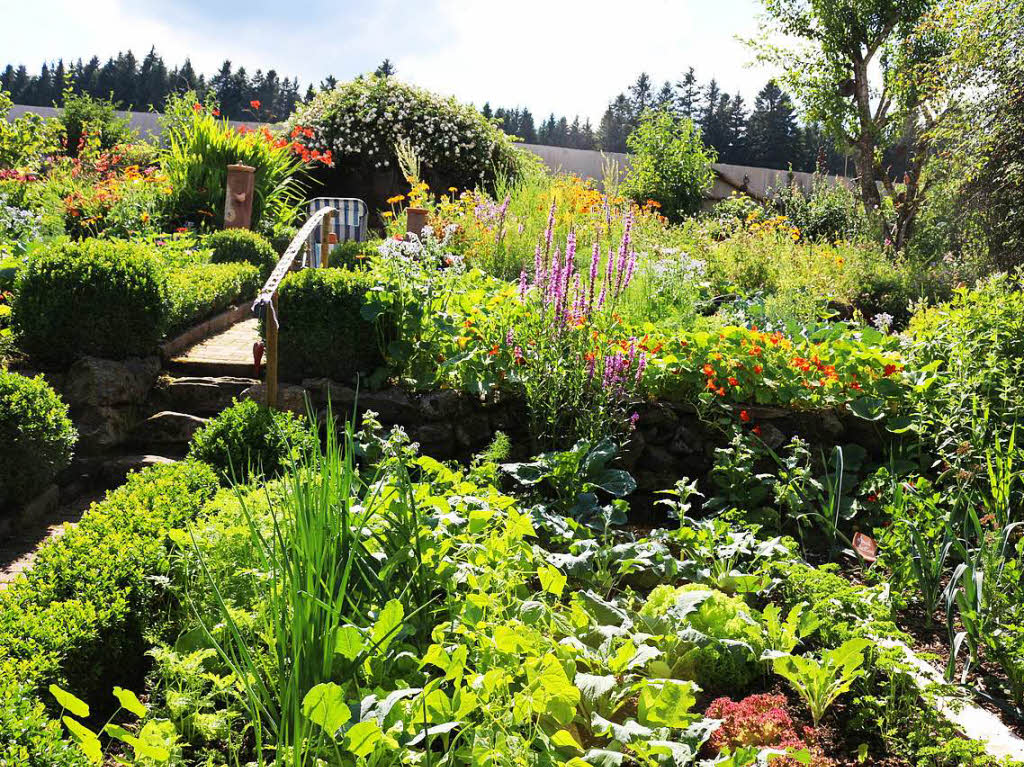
[252,206,335,408]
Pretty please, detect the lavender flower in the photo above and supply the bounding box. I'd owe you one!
[543,199,556,262]
[506,327,515,346]
[629,411,640,431]
[518,268,528,301]
[587,241,600,314]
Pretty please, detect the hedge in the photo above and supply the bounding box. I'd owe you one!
[0,371,76,511]
[276,268,387,382]
[164,261,261,337]
[205,228,278,279]
[189,398,318,484]
[12,239,167,365]
[0,460,218,731]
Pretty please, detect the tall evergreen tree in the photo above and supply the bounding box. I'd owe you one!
[745,80,800,170]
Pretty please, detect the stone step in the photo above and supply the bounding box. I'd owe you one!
[166,358,260,379]
[152,375,257,415]
[131,411,209,449]
[98,454,180,486]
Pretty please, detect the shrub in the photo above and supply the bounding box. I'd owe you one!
[328,239,374,269]
[57,91,131,159]
[0,460,218,708]
[288,75,524,205]
[275,268,387,382]
[188,398,318,484]
[0,680,87,767]
[622,109,716,221]
[160,92,312,233]
[0,371,76,510]
[0,90,64,172]
[768,177,870,243]
[164,262,261,336]
[205,228,277,278]
[13,239,167,364]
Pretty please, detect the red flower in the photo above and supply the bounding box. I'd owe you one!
[702,364,715,377]
[740,410,751,423]
[752,425,762,436]
[212,108,220,116]
[728,376,739,387]
[753,364,763,374]
[883,364,898,377]
[250,100,261,109]
[867,494,878,502]
[192,102,202,112]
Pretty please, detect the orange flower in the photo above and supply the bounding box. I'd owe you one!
[250,100,261,109]
[728,377,739,387]
[753,364,763,374]
[883,364,898,377]
[752,425,762,436]
[740,410,751,423]
[702,364,715,377]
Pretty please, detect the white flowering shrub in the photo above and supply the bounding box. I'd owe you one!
[289,76,524,195]
[0,193,41,260]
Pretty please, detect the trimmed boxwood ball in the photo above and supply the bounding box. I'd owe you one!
[13,239,167,365]
[189,398,318,484]
[275,268,389,382]
[205,228,278,279]
[0,370,76,510]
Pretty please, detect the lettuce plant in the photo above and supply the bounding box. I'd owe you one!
[773,638,871,726]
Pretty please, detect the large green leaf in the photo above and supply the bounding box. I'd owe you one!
[302,682,351,736]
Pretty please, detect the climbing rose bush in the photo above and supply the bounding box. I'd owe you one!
[288,75,524,190]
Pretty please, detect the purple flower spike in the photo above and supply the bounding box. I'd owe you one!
[518,268,528,301]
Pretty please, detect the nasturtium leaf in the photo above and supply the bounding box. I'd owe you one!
[525,653,580,725]
[539,564,567,596]
[420,643,451,672]
[638,680,698,728]
[50,684,90,718]
[301,683,351,735]
[335,625,367,661]
[344,720,384,758]
[112,686,147,718]
[62,717,101,764]
[551,728,584,753]
[371,599,405,652]
[848,396,886,421]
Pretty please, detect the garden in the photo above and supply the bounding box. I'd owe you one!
[2,2,1024,765]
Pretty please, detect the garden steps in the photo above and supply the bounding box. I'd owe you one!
[877,638,1024,761]
[151,375,257,416]
[167,317,262,378]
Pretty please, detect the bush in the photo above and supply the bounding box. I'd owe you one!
[288,76,525,206]
[0,680,87,767]
[768,177,870,243]
[205,228,277,278]
[275,268,387,381]
[0,461,218,710]
[13,239,167,364]
[57,92,131,159]
[622,110,716,221]
[328,239,374,269]
[188,398,317,484]
[0,371,76,510]
[0,90,64,172]
[160,92,310,233]
[164,261,261,336]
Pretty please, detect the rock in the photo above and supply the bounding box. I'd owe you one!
[420,390,463,420]
[100,454,177,486]
[638,402,680,429]
[133,411,208,446]
[410,423,455,455]
[75,405,145,451]
[642,446,678,474]
[64,356,160,407]
[155,376,255,415]
[669,423,700,455]
[239,383,307,414]
[757,422,788,450]
[360,388,418,423]
[454,414,493,448]
[301,378,356,408]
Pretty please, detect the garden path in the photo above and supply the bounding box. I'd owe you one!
[169,317,262,378]
[0,490,103,589]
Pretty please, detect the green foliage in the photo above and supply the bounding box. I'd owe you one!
[57,91,131,159]
[204,228,277,278]
[0,370,76,511]
[768,177,871,243]
[12,238,167,364]
[0,90,64,171]
[0,461,217,757]
[773,638,871,726]
[164,261,260,337]
[0,681,88,767]
[290,75,525,198]
[188,398,317,484]
[275,267,387,382]
[622,110,716,221]
[160,92,308,232]
[327,239,374,270]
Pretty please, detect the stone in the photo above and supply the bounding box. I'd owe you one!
[75,405,144,451]
[133,411,208,446]
[454,414,493,448]
[420,390,463,420]
[669,423,700,456]
[240,383,307,414]
[360,388,418,423]
[301,378,356,408]
[64,356,160,407]
[155,376,255,415]
[100,454,177,486]
[410,423,455,454]
[757,422,787,450]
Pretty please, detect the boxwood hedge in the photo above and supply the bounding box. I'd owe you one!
[165,261,260,337]
[0,370,76,511]
[13,239,167,365]
[276,268,387,382]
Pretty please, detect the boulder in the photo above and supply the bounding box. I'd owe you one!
[154,376,255,415]
[100,454,177,486]
[240,383,308,414]
[64,356,160,407]
[133,411,208,446]
[75,405,144,451]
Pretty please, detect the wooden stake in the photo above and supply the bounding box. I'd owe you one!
[224,164,256,229]
[320,209,335,267]
[265,292,279,409]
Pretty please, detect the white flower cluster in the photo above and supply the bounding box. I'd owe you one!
[0,194,41,259]
[289,77,518,182]
[643,249,706,296]
[871,312,894,332]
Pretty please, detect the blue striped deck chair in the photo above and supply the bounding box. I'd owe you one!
[305,197,369,267]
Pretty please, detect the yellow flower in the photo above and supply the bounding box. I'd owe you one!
[386,194,406,204]
[382,211,394,218]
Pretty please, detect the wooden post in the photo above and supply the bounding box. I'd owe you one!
[406,207,428,237]
[320,210,335,267]
[224,164,255,229]
[265,292,279,409]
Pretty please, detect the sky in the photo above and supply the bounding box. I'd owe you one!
[0,0,776,121]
